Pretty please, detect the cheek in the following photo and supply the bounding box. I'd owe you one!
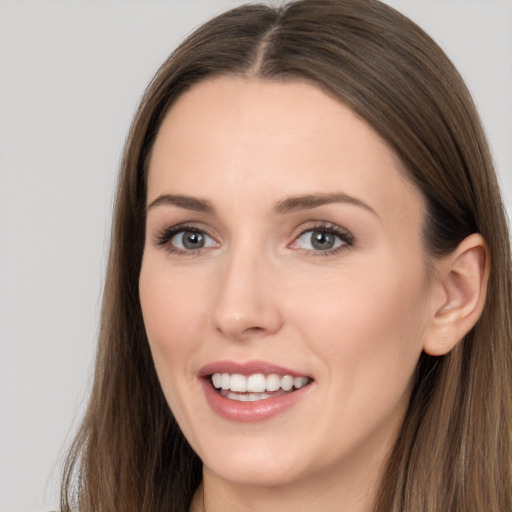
[289,255,431,394]
[286,262,431,458]
[139,261,215,454]
[138,257,209,396]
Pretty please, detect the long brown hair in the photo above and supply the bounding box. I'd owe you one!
[61,1,512,510]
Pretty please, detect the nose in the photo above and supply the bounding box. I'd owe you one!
[210,246,283,341]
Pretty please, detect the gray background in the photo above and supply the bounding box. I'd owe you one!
[0,1,511,510]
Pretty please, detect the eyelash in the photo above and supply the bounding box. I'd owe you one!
[153,222,355,257]
[154,224,215,256]
[295,222,355,257]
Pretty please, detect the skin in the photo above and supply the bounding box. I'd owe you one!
[139,77,446,512]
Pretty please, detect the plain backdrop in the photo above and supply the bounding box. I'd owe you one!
[0,1,511,510]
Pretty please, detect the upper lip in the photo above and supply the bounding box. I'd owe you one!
[198,360,311,379]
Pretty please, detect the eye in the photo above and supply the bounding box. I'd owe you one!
[155,225,217,254]
[291,224,354,255]
[297,229,343,251]
[172,230,216,250]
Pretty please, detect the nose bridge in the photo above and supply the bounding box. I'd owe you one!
[211,236,281,340]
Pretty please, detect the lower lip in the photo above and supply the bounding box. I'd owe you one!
[200,378,312,423]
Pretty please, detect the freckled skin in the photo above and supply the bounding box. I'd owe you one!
[139,77,437,512]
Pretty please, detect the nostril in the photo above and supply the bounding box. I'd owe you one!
[213,315,278,341]
[210,272,284,340]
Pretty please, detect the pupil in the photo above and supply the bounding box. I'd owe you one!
[311,231,334,250]
[182,231,204,249]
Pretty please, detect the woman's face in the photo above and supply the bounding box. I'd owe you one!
[139,77,437,492]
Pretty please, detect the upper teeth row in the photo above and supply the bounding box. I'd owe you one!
[211,373,309,393]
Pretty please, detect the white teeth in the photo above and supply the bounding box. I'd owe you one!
[230,373,247,392]
[249,393,270,401]
[227,392,248,401]
[211,372,310,394]
[247,373,266,393]
[281,375,294,391]
[294,377,308,389]
[211,373,222,388]
[221,373,230,390]
[226,392,272,402]
[266,374,281,392]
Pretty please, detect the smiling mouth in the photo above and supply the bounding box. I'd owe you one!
[210,372,312,402]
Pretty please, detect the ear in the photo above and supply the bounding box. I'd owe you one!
[423,233,490,356]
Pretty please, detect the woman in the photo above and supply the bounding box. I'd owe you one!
[61,0,512,511]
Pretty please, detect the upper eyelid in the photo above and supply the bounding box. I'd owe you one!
[295,224,354,245]
[153,223,217,245]
[156,222,215,235]
[152,221,354,248]
[296,222,349,234]
[294,222,354,240]
[153,225,218,257]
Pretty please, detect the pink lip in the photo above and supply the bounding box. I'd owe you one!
[198,360,309,378]
[198,360,313,423]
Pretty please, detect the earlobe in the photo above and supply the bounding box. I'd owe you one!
[423,233,490,356]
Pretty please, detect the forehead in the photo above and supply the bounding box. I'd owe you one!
[148,76,423,225]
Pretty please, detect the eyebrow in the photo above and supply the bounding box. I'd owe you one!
[146,191,378,217]
[274,192,378,217]
[147,194,214,214]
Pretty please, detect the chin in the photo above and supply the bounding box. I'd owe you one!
[196,435,310,488]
